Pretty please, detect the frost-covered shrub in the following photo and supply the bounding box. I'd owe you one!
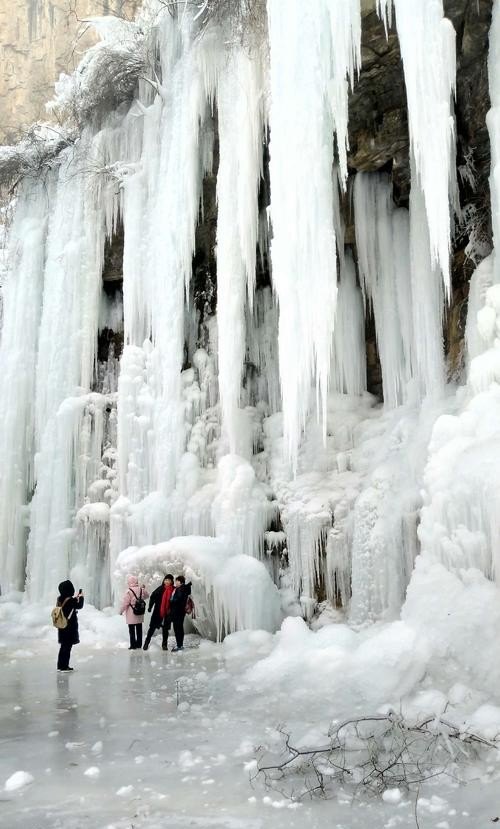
[178,0,267,41]
[47,18,147,129]
[0,126,73,193]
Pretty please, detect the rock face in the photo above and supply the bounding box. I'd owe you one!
[346,1,493,388]
[0,0,139,144]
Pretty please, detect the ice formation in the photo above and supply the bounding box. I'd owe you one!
[378,0,456,294]
[266,0,361,465]
[0,1,498,654]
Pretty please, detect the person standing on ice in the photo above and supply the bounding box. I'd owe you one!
[120,575,149,650]
[56,580,84,672]
[158,573,175,651]
[169,575,192,652]
[143,574,174,651]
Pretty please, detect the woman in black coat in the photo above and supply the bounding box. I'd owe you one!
[56,580,84,672]
[169,576,192,652]
[143,574,173,651]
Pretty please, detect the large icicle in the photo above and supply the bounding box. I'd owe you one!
[216,46,264,453]
[378,0,456,294]
[266,0,360,467]
[331,250,366,396]
[354,172,408,408]
[407,156,445,399]
[354,171,444,404]
[0,181,49,593]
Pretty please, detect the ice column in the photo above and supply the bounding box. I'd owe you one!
[378,0,456,294]
[331,250,366,396]
[0,181,49,593]
[216,46,264,452]
[266,0,360,466]
[26,140,110,600]
[354,172,408,408]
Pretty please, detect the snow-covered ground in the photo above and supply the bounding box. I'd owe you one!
[2,602,500,829]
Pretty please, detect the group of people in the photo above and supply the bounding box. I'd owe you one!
[54,573,192,672]
[120,573,192,652]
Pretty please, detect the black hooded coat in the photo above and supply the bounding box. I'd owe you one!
[147,583,167,629]
[57,580,84,645]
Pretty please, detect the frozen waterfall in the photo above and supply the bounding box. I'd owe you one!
[0,0,496,641]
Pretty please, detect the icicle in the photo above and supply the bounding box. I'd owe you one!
[380,0,456,294]
[465,254,494,365]
[216,45,264,453]
[392,207,414,389]
[266,0,339,467]
[324,0,362,186]
[331,250,366,396]
[245,287,280,414]
[332,165,345,268]
[408,155,445,399]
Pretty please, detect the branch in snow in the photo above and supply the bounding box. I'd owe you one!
[253,713,499,801]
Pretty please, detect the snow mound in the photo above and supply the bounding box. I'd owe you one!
[4,771,34,791]
[244,616,429,708]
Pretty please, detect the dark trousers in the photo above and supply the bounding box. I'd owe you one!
[172,614,185,648]
[128,623,143,649]
[144,617,170,648]
[162,616,171,648]
[57,642,72,669]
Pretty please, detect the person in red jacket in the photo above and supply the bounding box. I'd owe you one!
[143,574,174,651]
[159,574,175,651]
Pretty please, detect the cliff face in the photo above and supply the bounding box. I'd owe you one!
[0,0,139,144]
[350,0,493,384]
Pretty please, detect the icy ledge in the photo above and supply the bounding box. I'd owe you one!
[115,536,282,641]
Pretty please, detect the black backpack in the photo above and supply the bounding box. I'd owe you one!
[129,587,146,616]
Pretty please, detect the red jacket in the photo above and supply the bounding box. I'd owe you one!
[160,584,174,619]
